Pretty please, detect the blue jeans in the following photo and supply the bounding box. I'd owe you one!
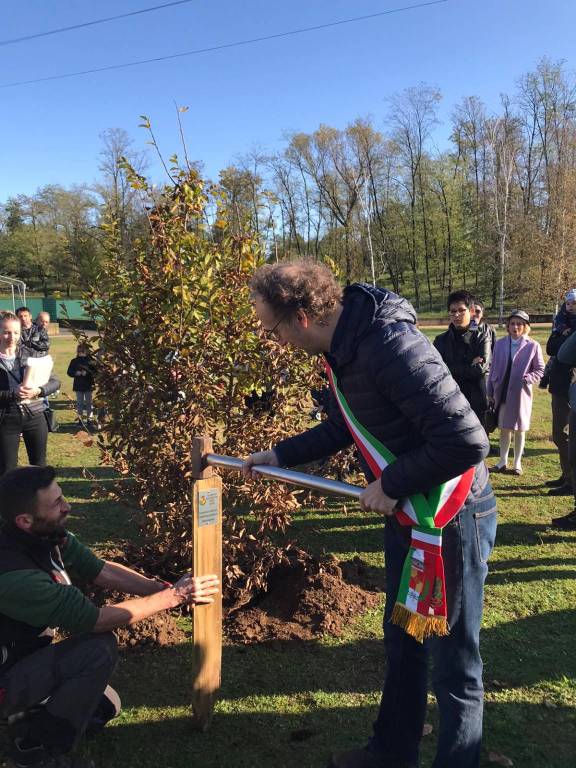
[370,482,497,768]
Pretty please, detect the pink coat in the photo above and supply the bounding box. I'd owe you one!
[487,335,545,431]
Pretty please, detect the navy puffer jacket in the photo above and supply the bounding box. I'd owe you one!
[274,284,489,501]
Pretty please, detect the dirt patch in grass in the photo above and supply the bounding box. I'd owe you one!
[91,544,383,648]
[224,549,383,644]
[114,613,186,649]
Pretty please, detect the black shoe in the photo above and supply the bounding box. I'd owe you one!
[9,737,94,767]
[328,747,415,768]
[545,477,567,488]
[489,464,508,474]
[551,509,576,530]
[85,685,121,738]
[548,484,574,496]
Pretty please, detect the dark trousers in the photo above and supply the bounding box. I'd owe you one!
[0,634,118,752]
[551,394,572,485]
[570,409,576,500]
[0,406,48,476]
[371,483,497,768]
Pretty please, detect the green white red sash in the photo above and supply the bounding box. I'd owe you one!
[325,362,474,642]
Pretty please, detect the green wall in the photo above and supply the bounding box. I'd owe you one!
[0,297,88,320]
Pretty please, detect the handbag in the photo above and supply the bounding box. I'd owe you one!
[44,407,59,433]
[484,405,499,434]
[0,358,58,431]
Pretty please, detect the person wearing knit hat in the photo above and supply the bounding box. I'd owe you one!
[487,310,545,475]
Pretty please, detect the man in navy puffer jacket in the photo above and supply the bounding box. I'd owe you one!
[243,261,496,768]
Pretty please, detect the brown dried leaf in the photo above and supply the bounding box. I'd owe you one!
[488,752,513,766]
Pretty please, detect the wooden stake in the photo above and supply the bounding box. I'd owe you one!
[191,436,222,731]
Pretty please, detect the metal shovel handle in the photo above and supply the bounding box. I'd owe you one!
[205,453,363,501]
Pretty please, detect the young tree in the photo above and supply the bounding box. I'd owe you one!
[86,147,325,607]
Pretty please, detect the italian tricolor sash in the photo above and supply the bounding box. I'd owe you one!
[325,362,474,642]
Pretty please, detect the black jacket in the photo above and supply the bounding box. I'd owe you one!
[433,325,491,419]
[0,355,60,412]
[0,525,64,671]
[67,356,96,392]
[274,284,489,501]
[19,324,50,361]
[546,331,575,398]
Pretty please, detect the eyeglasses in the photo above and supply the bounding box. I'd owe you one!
[449,308,469,316]
[261,314,289,341]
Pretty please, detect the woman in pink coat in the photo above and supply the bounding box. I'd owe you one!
[487,310,545,475]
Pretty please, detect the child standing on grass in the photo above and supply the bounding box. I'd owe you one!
[67,342,97,426]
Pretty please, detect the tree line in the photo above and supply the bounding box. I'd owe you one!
[2,58,575,314]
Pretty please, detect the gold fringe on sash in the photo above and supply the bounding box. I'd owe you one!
[391,604,450,643]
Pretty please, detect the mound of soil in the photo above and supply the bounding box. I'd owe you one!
[225,550,384,644]
[114,613,186,649]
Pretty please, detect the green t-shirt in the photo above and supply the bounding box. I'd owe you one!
[0,533,105,635]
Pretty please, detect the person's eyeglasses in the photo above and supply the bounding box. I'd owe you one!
[261,314,289,341]
[449,308,468,316]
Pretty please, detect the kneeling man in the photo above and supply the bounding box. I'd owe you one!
[0,466,218,768]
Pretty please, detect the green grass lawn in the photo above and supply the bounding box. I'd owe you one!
[2,332,575,768]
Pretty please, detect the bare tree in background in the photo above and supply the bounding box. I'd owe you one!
[95,128,149,255]
[387,84,441,309]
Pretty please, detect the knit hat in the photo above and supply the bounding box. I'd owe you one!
[507,309,530,325]
[565,288,576,302]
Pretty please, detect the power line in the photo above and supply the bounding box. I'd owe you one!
[0,1,448,90]
[0,0,198,47]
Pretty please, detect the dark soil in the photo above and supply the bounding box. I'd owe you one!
[224,549,384,644]
[92,546,384,649]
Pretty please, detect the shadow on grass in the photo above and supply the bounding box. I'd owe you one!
[482,608,576,689]
[493,521,552,546]
[112,637,385,710]
[80,699,576,768]
[490,556,576,571]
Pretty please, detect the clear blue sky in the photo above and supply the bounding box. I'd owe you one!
[1,0,575,200]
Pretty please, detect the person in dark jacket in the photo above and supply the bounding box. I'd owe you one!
[553,332,576,527]
[0,313,60,476]
[433,290,492,421]
[544,326,575,496]
[243,261,495,768]
[16,307,50,364]
[0,465,219,768]
[472,299,496,353]
[67,343,97,426]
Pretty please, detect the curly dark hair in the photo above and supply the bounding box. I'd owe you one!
[250,260,343,325]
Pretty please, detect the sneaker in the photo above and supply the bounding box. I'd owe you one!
[545,477,566,488]
[85,686,121,738]
[551,509,576,530]
[548,484,573,497]
[328,747,416,768]
[489,464,508,474]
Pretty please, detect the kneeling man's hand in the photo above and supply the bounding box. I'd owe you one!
[359,479,398,516]
[174,573,220,605]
